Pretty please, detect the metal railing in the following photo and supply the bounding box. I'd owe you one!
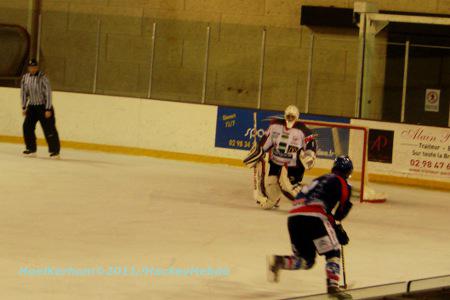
[281,274,450,300]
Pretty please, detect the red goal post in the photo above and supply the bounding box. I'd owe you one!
[301,120,387,203]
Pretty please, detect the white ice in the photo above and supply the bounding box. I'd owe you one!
[1,142,449,300]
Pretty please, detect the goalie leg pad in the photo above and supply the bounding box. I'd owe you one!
[258,196,280,210]
[253,160,269,204]
[259,175,281,209]
[243,144,264,168]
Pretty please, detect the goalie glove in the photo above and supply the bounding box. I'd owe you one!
[299,149,316,170]
[243,144,264,168]
[279,167,303,198]
[334,224,349,245]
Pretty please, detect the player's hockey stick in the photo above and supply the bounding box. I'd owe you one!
[340,245,347,289]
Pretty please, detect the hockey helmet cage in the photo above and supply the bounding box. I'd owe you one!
[284,105,299,128]
[332,155,353,179]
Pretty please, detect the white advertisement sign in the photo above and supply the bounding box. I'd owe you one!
[352,119,450,183]
[425,89,440,112]
[399,126,450,180]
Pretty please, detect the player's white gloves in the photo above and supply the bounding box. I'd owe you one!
[299,149,316,170]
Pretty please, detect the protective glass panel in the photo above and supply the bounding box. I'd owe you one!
[308,31,359,118]
[364,19,450,127]
[260,27,306,112]
[372,41,405,122]
[406,44,450,127]
[206,24,262,108]
[40,10,97,94]
[151,19,206,103]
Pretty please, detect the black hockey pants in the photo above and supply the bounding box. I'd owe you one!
[23,105,60,153]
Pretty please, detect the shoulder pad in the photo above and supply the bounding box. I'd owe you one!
[294,121,315,136]
[270,118,285,126]
[292,121,308,130]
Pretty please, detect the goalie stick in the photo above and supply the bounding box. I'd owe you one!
[252,112,258,146]
[252,112,258,190]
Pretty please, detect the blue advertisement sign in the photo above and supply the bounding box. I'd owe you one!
[215,107,278,150]
[215,106,351,160]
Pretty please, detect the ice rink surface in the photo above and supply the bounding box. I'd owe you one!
[1,142,449,300]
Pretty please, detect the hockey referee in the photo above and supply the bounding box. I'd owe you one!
[20,59,60,158]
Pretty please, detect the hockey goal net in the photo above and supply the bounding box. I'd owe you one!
[301,120,387,203]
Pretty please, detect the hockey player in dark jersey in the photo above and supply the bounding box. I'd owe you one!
[267,155,353,298]
[243,105,317,209]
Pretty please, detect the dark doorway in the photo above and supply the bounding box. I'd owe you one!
[383,23,450,127]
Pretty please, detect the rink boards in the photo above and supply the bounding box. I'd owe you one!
[0,87,448,190]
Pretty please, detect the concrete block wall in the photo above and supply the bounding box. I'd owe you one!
[0,0,29,29]
[1,0,450,118]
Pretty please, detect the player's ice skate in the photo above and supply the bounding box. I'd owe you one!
[327,286,353,300]
[266,255,283,283]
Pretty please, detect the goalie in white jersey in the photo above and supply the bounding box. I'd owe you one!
[244,105,317,209]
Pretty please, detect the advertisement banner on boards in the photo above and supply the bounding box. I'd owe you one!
[368,129,394,163]
[399,125,450,179]
[351,119,450,181]
[214,107,278,151]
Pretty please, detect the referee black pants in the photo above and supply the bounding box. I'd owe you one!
[23,105,60,153]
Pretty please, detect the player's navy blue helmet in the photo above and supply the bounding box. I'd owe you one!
[332,155,353,178]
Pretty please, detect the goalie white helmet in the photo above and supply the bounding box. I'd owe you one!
[284,105,299,129]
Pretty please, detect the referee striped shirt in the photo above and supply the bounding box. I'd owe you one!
[20,71,52,110]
